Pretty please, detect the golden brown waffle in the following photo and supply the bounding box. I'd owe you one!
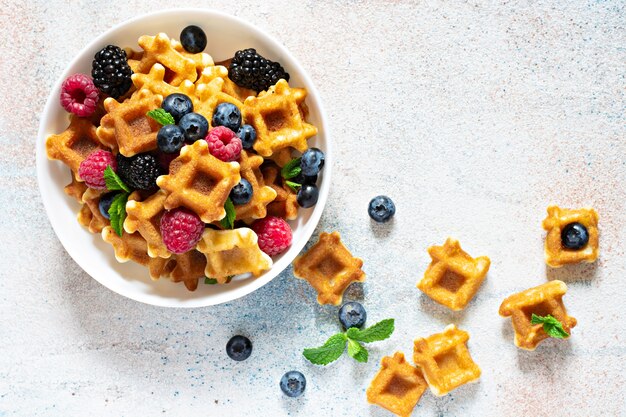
[262,165,298,220]
[197,228,272,283]
[293,231,365,305]
[542,205,599,268]
[77,188,109,233]
[413,324,481,396]
[64,172,88,202]
[131,63,196,100]
[267,147,293,167]
[124,190,171,259]
[242,79,317,157]
[499,280,577,351]
[235,150,277,221]
[194,77,244,125]
[123,47,144,73]
[136,33,198,85]
[417,238,490,311]
[157,140,241,223]
[168,250,207,291]
[196,65,256,102]
[46,115,108,174]
[366,352,428,417]
[97,89,163,156]
[171,39,214,79]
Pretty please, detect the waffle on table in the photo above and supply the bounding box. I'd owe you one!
[366,352,428,417]
[542,205,599,268]
[235,150,277,221]
[293,231,365,305]
[417,238,490,311]
[499,280,577,350]
[413,324,481,396]
[123,190,171,259]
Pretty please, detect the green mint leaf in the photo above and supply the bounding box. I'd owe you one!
[104,166,130,192]
[285,180,302,193]
[531,314,569,339]
[204,278,218,285]
[219,198,236,229]
[146,108,175,126]
[302,333,347,366]
[108,192,129,237]
[347,339,369,363]
[346,319,395,343]
[281,157,302,179]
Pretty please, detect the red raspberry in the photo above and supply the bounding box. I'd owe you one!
[205,126,242,162]
[78,149,116,189]
[252,216,293,256]
[160,208,204,254]
[60,74,99,117]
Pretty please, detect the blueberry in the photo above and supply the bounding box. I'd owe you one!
[338,302,367,329]
[561,222,589,250]
[280,371,306,397]
[368,195,395,223]
[300,148,325,176]
[180,25,207,53]
[237,124,257,150]
[179,112,209,142]
[212,103,242,132]
[157,124,185,154]
[292,172,317,186]
[98,192,118,219]
[296,184,319,208]
[229,178,253,205]
[162,93,193,122]
[226,335,252,361]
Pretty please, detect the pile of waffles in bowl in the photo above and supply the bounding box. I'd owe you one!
[45,25,326,291]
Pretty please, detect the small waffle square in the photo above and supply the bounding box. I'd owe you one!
[168,250,207,291]
[366,352,428,417]
[413,324,481,396]
[64,172,88,202]
[77,188,109,233]
[499,280,577,350]
[262,165,299,220]
[293,231,365,305]
[131,63,196,101]
[123,190,171,259]
[417,238,490,311]
[194,77,245,125]
[136,33,198,85]
[46,115,107,174]
[542,205,599,268]
[235,150,277,221]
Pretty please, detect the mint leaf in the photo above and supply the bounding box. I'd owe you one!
[146,108,175,126]
[108,192,129,237]
[530,314,569,339]
[104,166,130,192]
[303,333,347,366]
[347,339,368,363]
[204,278,218,285]
[219,198,236,229]
[346,319,395,343]
[281,157,302,179]
[285,180,302,193]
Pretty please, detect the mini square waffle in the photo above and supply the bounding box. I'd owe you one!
[243,79,317,157]
[366,352,428,417]
[123,190,171,259]
[46,115,107,174]
[293,231,365,305]
[262,165,299,220]
[413,324,481,396]
[196,65,256,103]
[197,228,273,283]
[235,150,277,221]
[542,205,599,268]
[131,63,196,101]
[77,188,109,233]
[417,238,490,311]
[499,280,577,351]
[168,250,207,291]
[156,140,241,223]
[136,33,198,85]
[171,39,214,78]
[194,77,244,125]
[64,172,88,202]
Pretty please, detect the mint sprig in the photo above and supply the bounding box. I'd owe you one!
[530,314,569,339]
[204,278,218,285]
[219,198,236,229]
[146,108,175,126]
[108,192,129,237]
[281,157,302,180]
[303,318,395,366]
[285,180,302,193]
[104,166,130,193]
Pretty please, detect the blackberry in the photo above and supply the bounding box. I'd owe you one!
[228,48,290,92]
[116,153,161,190]
[91,45,133,99]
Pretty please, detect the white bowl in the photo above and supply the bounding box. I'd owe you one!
[36,9,331,308]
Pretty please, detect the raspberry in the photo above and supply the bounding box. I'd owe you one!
[205,126,242,162]
[251,216,292,256]
[160,208,205,254]
[60,74,99,117]
[78,149,116,189]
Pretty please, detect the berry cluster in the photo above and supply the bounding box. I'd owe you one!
[228,48,290,92]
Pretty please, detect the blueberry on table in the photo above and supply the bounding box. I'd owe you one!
[338,301,367,329]
[157,124,186,154]
[162,93,193,122]
[280,371,306,397]
[98,192,118,219]
[296,184,319,208]
[230,178,253,205]
[368,195,395,223]
[300,148,325,176]
[212,103,242,132]
[237,124,257,150]
[226,335,252,361]
[561,222,589,250]
[180,25,207,53]
[179,112,209,142]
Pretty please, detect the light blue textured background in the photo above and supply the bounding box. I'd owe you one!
[1,1,625,416]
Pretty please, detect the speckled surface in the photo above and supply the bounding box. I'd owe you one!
[1,1,625,416]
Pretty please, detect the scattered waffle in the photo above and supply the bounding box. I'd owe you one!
[168,250,208,291]
[194,77,245,125]
[157,140,241,223]
[64,172,88,202]
[293,231,365,305]
[413,324,481,396]
[262,165,299,220]
[123,190,171,259]
[197,228,273,283]
[196,65,256,103]
[366,352,428,417]
[135,33,198,85]
[499,280,577,350]
[77,188,109,233]
[235,150,277,221]
[417,238,490,311]
[131,63,196,101]
[243,79,317,157]
[542,205,599,268]
[97,88,163,156]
